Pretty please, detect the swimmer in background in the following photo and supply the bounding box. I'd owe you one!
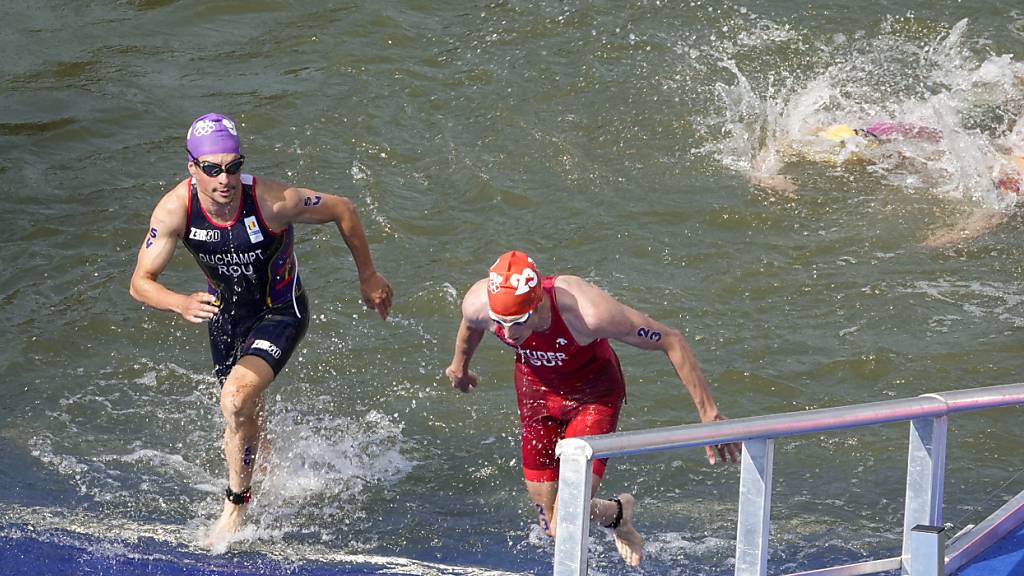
[750,120,943,192]
[749,117,1023,246]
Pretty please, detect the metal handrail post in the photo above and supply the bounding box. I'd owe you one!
[908,525,945,576]
[553,438,594,576]
[901,416,948,575]
[735,438,775,576]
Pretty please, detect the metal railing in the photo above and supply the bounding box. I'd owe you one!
[552,383,1024,576]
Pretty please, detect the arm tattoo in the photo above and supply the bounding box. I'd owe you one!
[637,326,662,342]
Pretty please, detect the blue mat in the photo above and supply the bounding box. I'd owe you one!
[956,522,1024,576]
[0,523,453,576]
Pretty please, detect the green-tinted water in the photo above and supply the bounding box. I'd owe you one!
[1,2,1022,574]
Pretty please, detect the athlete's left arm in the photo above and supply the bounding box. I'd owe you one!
[265,180,393,320]
[576,281,740,464]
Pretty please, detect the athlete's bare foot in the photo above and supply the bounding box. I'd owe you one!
[750,173,798,195]
[611,493,643,567]
[923,209,1006,247]
[203,499,247,550]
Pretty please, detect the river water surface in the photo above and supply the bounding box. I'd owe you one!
[1,2,1023,575]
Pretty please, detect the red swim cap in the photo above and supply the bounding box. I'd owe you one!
[487,251,542,317]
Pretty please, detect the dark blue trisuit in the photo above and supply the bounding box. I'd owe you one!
[181,174,308,381]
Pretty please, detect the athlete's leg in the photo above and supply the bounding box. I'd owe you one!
[528,473,642,567]
[253,395,272,478]
[525,479,558,536]
[222,355,274,497]
[516,366,641,565]
[562,400,643,566]
[519,412,562,535]
[924,208,1007,247]
[205,355,274,547]
[218,307,307,495]
[595,492,642,567]
[527,473,607,536]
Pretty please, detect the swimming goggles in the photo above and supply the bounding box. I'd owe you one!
[187,149,246,177]
[488,309,533,329]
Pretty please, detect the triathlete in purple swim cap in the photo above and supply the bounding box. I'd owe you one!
[130,113,394,549]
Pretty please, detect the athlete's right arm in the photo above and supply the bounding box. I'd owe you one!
[129,187,218,324]
[445,280,490,393]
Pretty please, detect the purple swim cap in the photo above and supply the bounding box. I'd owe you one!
[185,113,241,158]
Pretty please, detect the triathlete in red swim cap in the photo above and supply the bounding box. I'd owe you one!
[446,250,739,567]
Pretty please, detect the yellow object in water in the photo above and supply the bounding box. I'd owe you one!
[821,124,857,142]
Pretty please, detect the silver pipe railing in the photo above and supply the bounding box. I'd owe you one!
[553,382,1024,576]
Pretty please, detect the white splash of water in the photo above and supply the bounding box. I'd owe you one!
[899,279,1024,327]
[206,407,415,549]
[697,16,1024,210]
[259,409,412,505]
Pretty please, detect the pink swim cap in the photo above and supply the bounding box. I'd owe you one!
[186,113,241,158]
[864,121,941,140]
